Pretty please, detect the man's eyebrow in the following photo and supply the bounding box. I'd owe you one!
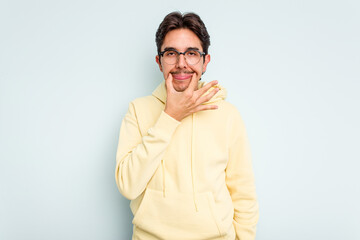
[186,47,200,51]
[163,47,200,52]
[163,47,177,52]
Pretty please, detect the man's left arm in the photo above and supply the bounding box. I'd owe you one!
[225,111,259,240]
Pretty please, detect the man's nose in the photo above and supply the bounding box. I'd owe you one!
[176,54,187,68]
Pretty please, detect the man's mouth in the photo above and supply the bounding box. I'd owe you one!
[172,72,193,80]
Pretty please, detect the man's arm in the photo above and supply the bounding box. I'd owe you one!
[115,102,180,200]
[225,111,259,240]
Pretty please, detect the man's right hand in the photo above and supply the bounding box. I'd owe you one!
[164,73,219,122]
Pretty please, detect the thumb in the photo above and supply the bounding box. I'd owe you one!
[165,73,174,93]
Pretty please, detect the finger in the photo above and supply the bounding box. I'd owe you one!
[194,104,218,113]
[165,73,174,92]
[196,80,218,97]
[186,72,199,93]
[196,87,219,104]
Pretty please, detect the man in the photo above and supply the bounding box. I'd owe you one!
[115,12,259,240]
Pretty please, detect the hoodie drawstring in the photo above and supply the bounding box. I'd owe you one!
[162,159,166,197]
[191,114,198,211]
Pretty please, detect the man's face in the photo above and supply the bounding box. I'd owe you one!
[156,28,211,92]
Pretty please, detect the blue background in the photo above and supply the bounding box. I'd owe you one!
[1,0,359,239]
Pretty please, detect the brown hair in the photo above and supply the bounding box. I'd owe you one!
[155,11,210,56]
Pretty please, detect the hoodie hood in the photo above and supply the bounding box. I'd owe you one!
[152,80,227,104]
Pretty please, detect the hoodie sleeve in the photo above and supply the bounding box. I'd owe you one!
[115,102,180,200]
[225,111,259,240]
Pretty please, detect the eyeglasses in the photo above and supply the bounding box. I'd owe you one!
[159,49,206,65]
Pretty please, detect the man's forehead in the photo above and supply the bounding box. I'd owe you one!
[161,28,203,51]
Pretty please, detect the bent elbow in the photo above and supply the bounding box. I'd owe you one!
[114,156,145,200]
[117,183,142,200]
[115,173,142,200]
[121,189,141,200]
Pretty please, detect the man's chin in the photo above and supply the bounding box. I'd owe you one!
[172,81,190,92]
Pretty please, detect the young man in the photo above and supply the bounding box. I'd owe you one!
[115,12,259,240]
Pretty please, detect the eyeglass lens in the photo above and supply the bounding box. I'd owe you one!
[162,50,201,65]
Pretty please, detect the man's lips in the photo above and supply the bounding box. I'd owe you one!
[172,73,193,80]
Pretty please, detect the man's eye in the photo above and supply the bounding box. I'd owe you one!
[165,51,177,56]
[186,51,198,56]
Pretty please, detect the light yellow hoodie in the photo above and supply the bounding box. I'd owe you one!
[115,81,259,240]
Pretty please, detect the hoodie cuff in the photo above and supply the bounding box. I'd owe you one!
[149,111,181,141]
[150,111,181,139]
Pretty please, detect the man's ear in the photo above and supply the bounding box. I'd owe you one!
[156,55,163,72]
[202,54,211,74]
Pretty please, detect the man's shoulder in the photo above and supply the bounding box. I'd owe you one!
[130,95,161,107]
[219,100,242,117]
[127,95,163,119]
[217,100,248,130]
[127,95,164,131]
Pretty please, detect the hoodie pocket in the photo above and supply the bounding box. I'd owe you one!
[132,188,227,240]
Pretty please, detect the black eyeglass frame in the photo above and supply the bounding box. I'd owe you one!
[158,49,206,65]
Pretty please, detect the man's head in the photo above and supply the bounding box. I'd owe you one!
[155,12,211,92]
